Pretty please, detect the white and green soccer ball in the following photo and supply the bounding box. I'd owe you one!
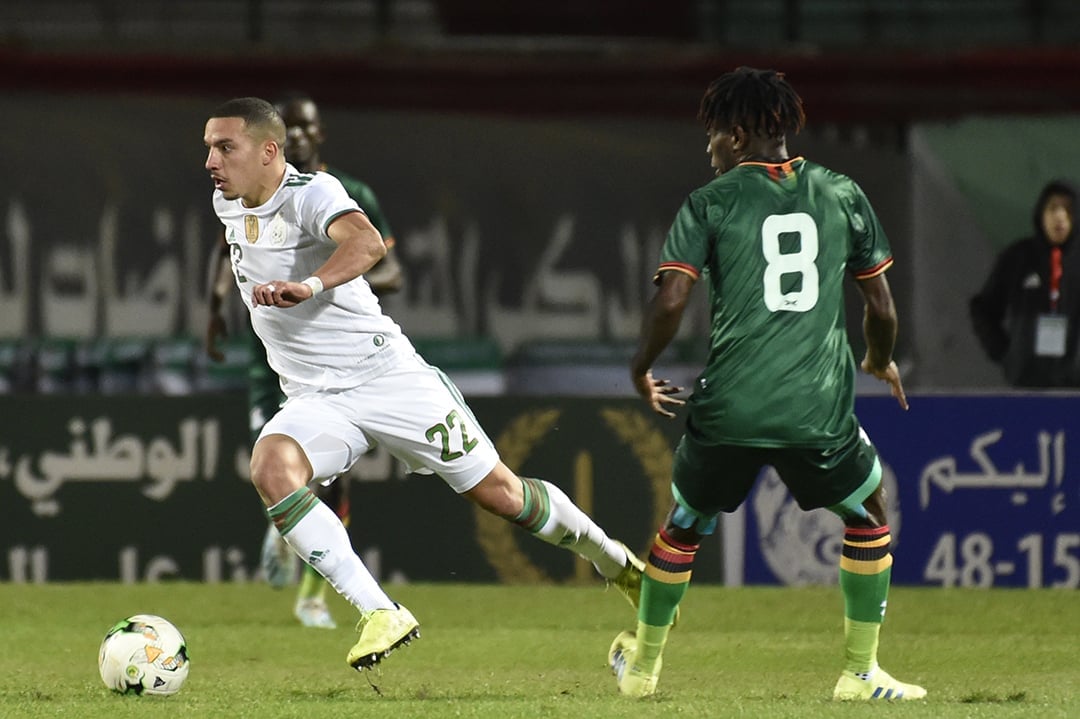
[98,614,190,696]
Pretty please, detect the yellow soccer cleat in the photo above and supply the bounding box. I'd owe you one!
[347,603,420,670]
[608,630,662,698]
[833,665,927,701]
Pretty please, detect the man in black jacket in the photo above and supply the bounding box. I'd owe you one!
[970,180,1080,387]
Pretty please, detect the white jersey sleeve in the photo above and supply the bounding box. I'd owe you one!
[292,171,364,242]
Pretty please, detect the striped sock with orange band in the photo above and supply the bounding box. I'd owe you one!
[641,528,699,627]
[839,525,893,673]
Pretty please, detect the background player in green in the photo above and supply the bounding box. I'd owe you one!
[608,67,923,702]
[206,92,403,629]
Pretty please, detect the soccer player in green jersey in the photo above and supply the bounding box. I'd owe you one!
[608,67,924,702]
[206,93,403,630]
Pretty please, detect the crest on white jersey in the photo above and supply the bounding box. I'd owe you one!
[269,212,288,246]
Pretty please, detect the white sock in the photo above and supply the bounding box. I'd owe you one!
[518,477,627,579]
[271,489,394,611]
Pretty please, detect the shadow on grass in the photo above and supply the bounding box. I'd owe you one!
[960,690,1028,704]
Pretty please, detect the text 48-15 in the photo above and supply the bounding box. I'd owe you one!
[924,532,1080,588]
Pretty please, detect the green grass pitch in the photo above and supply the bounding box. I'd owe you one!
[1,582,1076,718]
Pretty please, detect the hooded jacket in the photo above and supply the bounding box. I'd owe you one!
[970,179,1080,387]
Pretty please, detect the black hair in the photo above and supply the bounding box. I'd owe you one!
[698,67,806,139]
[1032,179,1077,240]
[209,97,285,144]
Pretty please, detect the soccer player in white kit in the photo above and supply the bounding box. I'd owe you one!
[203,97,645,674]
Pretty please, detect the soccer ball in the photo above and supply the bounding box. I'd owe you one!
[98,614,190,696]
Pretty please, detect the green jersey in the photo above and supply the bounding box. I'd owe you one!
[326,165,394,241]
[658,157,892,448]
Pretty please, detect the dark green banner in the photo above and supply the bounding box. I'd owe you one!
[1,395,253,582]
[1,395,720,583]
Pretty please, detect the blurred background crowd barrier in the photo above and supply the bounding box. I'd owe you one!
[1,0,1080,394]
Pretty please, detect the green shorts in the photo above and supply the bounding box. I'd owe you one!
[672,418,880,518]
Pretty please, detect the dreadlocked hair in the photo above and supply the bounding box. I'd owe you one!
[698,67,806,139]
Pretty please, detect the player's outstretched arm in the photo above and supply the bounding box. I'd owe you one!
[857,273,908,410]
[631,271,692,418]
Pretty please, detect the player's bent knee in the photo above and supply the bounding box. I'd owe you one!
[464,463,524,518]
[250,434,313,504]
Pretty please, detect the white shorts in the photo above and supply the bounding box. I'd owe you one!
[257,353,500,493]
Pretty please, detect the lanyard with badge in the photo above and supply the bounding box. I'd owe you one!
[1035,246,1067,357]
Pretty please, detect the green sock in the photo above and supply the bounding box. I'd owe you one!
[839,526,892,673]
[640,572,687,626]
[639,530,698,627]
[844,618,881,674]
[297,564,324,601]
[635,621,671,673]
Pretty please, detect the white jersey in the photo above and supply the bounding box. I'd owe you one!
[212,164,414,394]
